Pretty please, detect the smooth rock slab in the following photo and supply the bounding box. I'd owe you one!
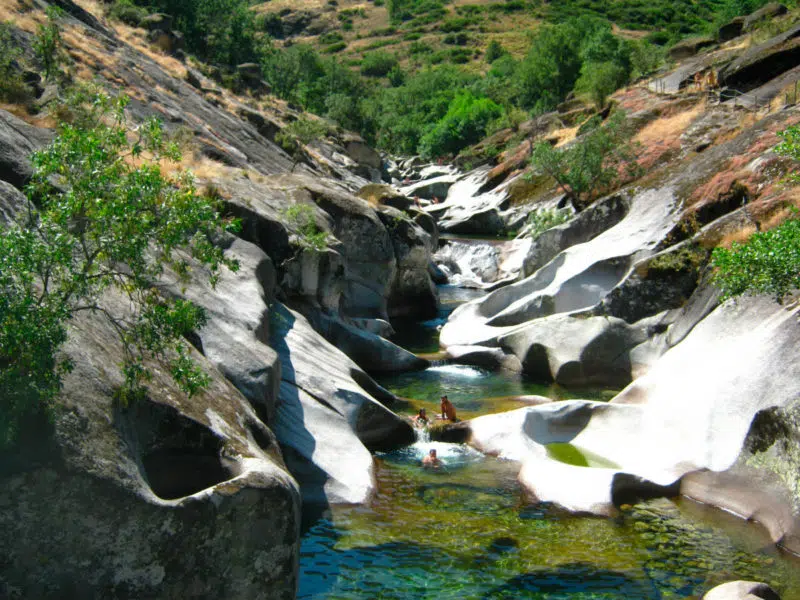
[269,303,415,504]
[703,581,781,600]
[468,295,800,523]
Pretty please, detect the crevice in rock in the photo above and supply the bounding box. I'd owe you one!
[116,400,240,500]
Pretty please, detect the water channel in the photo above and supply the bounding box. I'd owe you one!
[298,284,800,599]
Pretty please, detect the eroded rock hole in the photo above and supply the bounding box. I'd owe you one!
[117,400,240,500]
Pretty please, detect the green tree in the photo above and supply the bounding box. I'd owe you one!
[514,24,582,112]
[575,61,629,110]
[33,6,69,82]
[0,93,238,448]
[419,91,503,158]
[485,40,507,63]
[529,111,642,211]
[710,126,800,303]
[360,51,399,77]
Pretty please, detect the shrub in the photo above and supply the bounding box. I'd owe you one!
[575,61,629,109]
[485,39,507,63]
[108,0,147,26]
[527,207,572,237]
[275,117,331,170]
[283,204,329,252]
[360,51,399,76]
[34,6,69,82]
[529,111,642,211]
[0,23,32,104]
[419,91,503,158]
[710,126,800,303]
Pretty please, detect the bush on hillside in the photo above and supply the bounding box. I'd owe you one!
[360,51,399,77]
[529,111,642,211]
[419,91,503,158]
[711,126,800,303]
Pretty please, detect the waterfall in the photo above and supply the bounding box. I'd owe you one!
[415,426,431,444]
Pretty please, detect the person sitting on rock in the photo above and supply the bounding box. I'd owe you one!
[412,408,429,427]
[422,448,441,468]
[439,395,457,422]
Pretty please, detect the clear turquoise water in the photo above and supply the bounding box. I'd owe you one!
[299,445,800,600]
[298,283,800,600]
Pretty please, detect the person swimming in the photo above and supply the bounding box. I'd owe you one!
[422,448,441,468]
[412,407,429,427]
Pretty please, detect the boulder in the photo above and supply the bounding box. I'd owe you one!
[236,63,269,92]
[0,109,53,189]
[523,195,628,276]
[498,313,648,386]
[160,237,283,426]
[434,237,531,288]
[269,303,415,504]
[307,311,429,373]
[0,179,27,225]
[0,289,301,598]
[600,241,710,324]
[357,183,412,211]
[341,132,382,170]
[467,294,800,521]
[439,206,506,235]
[718,16,746,42]
[703,581,781,600]
[447,344,521,371]
[378,206,439,319]
[719,24,800,92]
[400,174,458,201]
[743,3,788,32]
[147,29,183,55]
[668,36,717,61]
[237,104,281,142]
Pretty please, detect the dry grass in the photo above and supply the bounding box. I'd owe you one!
[114,24,188,80]
[634,103,703,170]
[0,0,44,33]
[553,126,579,147]
[636,104,703,146]
[717,225,757,248]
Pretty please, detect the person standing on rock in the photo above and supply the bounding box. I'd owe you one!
[440,395,457,422]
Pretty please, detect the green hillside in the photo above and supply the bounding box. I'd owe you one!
[104,0,782,158]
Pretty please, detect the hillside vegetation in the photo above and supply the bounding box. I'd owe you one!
[93,0,782,159]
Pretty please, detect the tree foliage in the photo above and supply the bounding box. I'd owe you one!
[419,91,502,158]
[0,92,238,448]
[34,6,69,82]
[529,111,642,211]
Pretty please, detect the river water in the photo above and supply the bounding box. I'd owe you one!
[298,283,800,599]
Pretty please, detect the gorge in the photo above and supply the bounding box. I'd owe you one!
[1,1,800,598]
